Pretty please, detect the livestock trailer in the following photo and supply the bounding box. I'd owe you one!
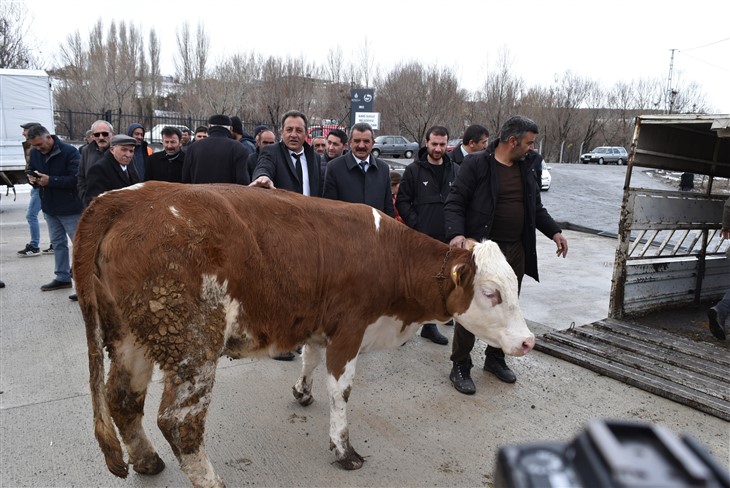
[610,114,730,318]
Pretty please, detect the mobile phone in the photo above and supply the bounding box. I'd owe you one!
[25,169,39,177]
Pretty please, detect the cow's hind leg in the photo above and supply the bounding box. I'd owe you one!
[293,344,322,406]
[107,336,165,475]
[157,359,223,488]
[326,346,364,470]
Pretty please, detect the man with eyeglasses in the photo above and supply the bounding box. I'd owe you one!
[78,120,114,205]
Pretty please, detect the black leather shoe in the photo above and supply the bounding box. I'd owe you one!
[420,323,448,345]
[484,349,516,383]
[41,279,72,291]
[69,294,78,301]
[449,360,475,395]
[272,351,296,361]
[707,307,726,340]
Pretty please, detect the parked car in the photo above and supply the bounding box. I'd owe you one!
[580,146,628,165]
[540,160,552,191]
[372,135,419,158]
[446,138,462,152]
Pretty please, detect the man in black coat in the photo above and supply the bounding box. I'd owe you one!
[447,124,489,165]
[322,122,394,217]
[250,110,321,197]
[145,126,186,183]
[396,125,458,345]
[84,135,141,206]
[444,116,568,395]
[182,114,250,185]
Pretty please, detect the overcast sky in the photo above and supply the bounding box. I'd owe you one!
[23,0,730,113]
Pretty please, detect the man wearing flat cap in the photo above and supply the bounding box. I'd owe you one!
[84,134,141,206]
[182,114,250,185]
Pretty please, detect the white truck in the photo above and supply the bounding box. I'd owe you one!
[0,68,55,187]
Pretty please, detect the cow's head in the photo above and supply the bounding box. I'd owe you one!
[447,241,534,357]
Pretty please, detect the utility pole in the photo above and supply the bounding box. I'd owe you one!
[666,49,676,114]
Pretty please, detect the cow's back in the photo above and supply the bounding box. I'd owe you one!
[76,182,430,357]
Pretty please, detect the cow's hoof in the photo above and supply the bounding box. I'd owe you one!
[133,454,165,475]
[336,451,365,470]
[292,386,313,406]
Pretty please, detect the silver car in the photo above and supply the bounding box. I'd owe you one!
[580,146,628,165]
[372,135,419,159]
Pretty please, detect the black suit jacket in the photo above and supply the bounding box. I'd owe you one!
[84,153,141,206]
[182,126,250,184]
[322,152,395,217]
[252,141,321,196]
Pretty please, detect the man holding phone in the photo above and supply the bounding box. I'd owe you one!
[25,125,84,292]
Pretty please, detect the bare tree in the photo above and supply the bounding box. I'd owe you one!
[478,48,523,134]
[0,0,39,68]
[376,62,465,144]
[356,38,376,88]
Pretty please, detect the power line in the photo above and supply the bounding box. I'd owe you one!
[677,50,730,73]
[681,37,730,51]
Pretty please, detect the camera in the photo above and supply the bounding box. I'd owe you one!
[495,420,729,488]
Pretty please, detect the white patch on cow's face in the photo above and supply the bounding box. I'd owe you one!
[200,274,243,346]
[359,316,420,352]
[453,241,535,357]
[169,206,180,218]
[371,208,381,232]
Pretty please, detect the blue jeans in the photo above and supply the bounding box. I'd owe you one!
[26,187,41,247]
[43,212,81,283]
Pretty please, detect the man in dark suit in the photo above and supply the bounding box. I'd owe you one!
[322,122,394,217]
[84,135,141,206]
[182,114,250,185]
[249,110,320,361]
[250,110,321,197]
[447,124,489,165]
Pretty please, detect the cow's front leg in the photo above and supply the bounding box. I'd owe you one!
[157,359,224,488]
[293,344,322,406]
[325,346,364,470]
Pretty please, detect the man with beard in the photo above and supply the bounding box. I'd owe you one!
[396,125,458,346]
[444,115,568,395]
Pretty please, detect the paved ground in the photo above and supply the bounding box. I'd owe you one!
[1,179,728,487]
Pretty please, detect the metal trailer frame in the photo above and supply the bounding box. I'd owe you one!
[609,114,730,319]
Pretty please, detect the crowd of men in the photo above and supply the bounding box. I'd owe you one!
[11,111,580,394]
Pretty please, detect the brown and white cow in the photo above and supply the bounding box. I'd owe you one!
[73,181,534,488]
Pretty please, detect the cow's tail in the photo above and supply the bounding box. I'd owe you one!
[74,197,132,479]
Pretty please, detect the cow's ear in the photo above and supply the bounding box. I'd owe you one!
[451,263,466,288]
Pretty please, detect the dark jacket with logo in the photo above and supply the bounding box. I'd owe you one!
[443,139,560,281]
[396,147,459,242]
[28,136,83,216]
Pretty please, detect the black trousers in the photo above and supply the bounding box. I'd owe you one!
[450,240,525,364]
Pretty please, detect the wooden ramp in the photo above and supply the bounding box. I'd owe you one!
[535,318,730,421]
